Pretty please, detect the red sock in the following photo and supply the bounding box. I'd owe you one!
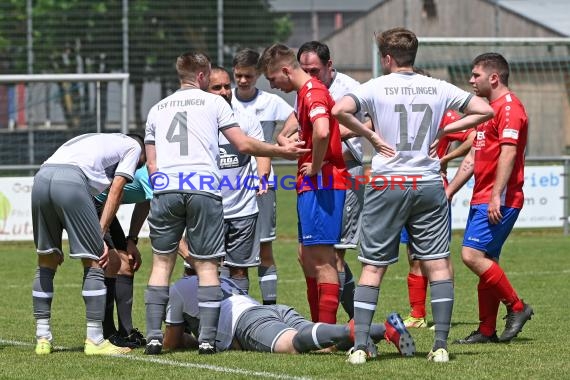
[318,282,340,324]
[477,278,501,336]
[407,273,428,318]
[305,277,319,322]
[480,262,523,312]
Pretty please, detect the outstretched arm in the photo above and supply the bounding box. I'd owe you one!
[276,112,299,146]
[222,126,309,160]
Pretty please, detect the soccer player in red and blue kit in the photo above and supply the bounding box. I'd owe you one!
[447,52,533,344]
[258,43,348,324]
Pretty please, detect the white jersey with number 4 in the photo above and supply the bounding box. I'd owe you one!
[145,88,238,195]
[349,72,472,180]
[43,133,141,196]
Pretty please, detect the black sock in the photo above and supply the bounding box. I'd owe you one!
[116,275,134,336]
[103,277,117,338]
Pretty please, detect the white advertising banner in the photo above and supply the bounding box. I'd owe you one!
[448,165,565,229]
[0,166,565,241]
[0,177,149,241]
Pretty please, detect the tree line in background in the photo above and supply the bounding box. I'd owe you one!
[0,0,291,129]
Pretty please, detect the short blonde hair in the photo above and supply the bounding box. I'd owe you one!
[257,43,298,74]
[176,51,211,82]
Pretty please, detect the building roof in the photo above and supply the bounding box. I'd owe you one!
[496,0,570,36]
[268,0,383,13]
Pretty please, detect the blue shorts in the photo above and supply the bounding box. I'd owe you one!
[400,227,410,244]
[297,189,345,246]
[462,204,520,259]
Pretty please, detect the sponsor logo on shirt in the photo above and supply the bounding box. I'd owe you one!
[474,130,486,150]
[219,148,240,169]
[502,128,519,140]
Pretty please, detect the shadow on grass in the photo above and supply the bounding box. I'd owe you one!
[53,345,84,353]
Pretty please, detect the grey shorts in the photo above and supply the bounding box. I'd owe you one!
[148,192,225,259]
[256,188,276,242]
[222,215,260,268]
[335,162,364,250]
[234,305,312,352]
[359,179,450,266]
[32,164,104,260]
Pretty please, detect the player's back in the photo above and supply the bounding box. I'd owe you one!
[146,88,237,194]
[44,133,141,195]
[353,73,471,180]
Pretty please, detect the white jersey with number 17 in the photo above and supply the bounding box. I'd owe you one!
[349,73,472,181]
[145,88,238,195]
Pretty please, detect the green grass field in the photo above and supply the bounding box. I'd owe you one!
[1,167,569,379]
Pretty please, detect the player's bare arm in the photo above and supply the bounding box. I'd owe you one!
[100,176,127,235]
[339,119,373,140]
[145,144,157,175]
[488,143,517,224]
[300,117,329,177]
[445,147,475,200]
[126,200,150,271]
[256,156,271,195]
[222,125,309,160]
[441,96,494,135]
[97,176,127,268]
[439,130,476,172]
[332,96,395,158]
[276,112,299,146]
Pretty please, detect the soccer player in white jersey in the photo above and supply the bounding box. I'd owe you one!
[31,133,146,356]
[332,27,494,364]
[208,65,271,294]
[144,51,308,355]
[162,263,415,357]
[278,41,365,321]
[231,49,294,305]
[94,164,151,348]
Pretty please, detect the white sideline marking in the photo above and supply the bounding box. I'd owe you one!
[0,339,310,380]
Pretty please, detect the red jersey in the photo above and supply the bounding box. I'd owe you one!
[471,92,528,208]
[436,110,473,158]
[295,78,347,193]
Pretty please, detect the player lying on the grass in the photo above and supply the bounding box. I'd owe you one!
[163,260,416,357]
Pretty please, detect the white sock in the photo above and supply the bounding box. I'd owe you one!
[36,318,52,341]
[86,320,105,344]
